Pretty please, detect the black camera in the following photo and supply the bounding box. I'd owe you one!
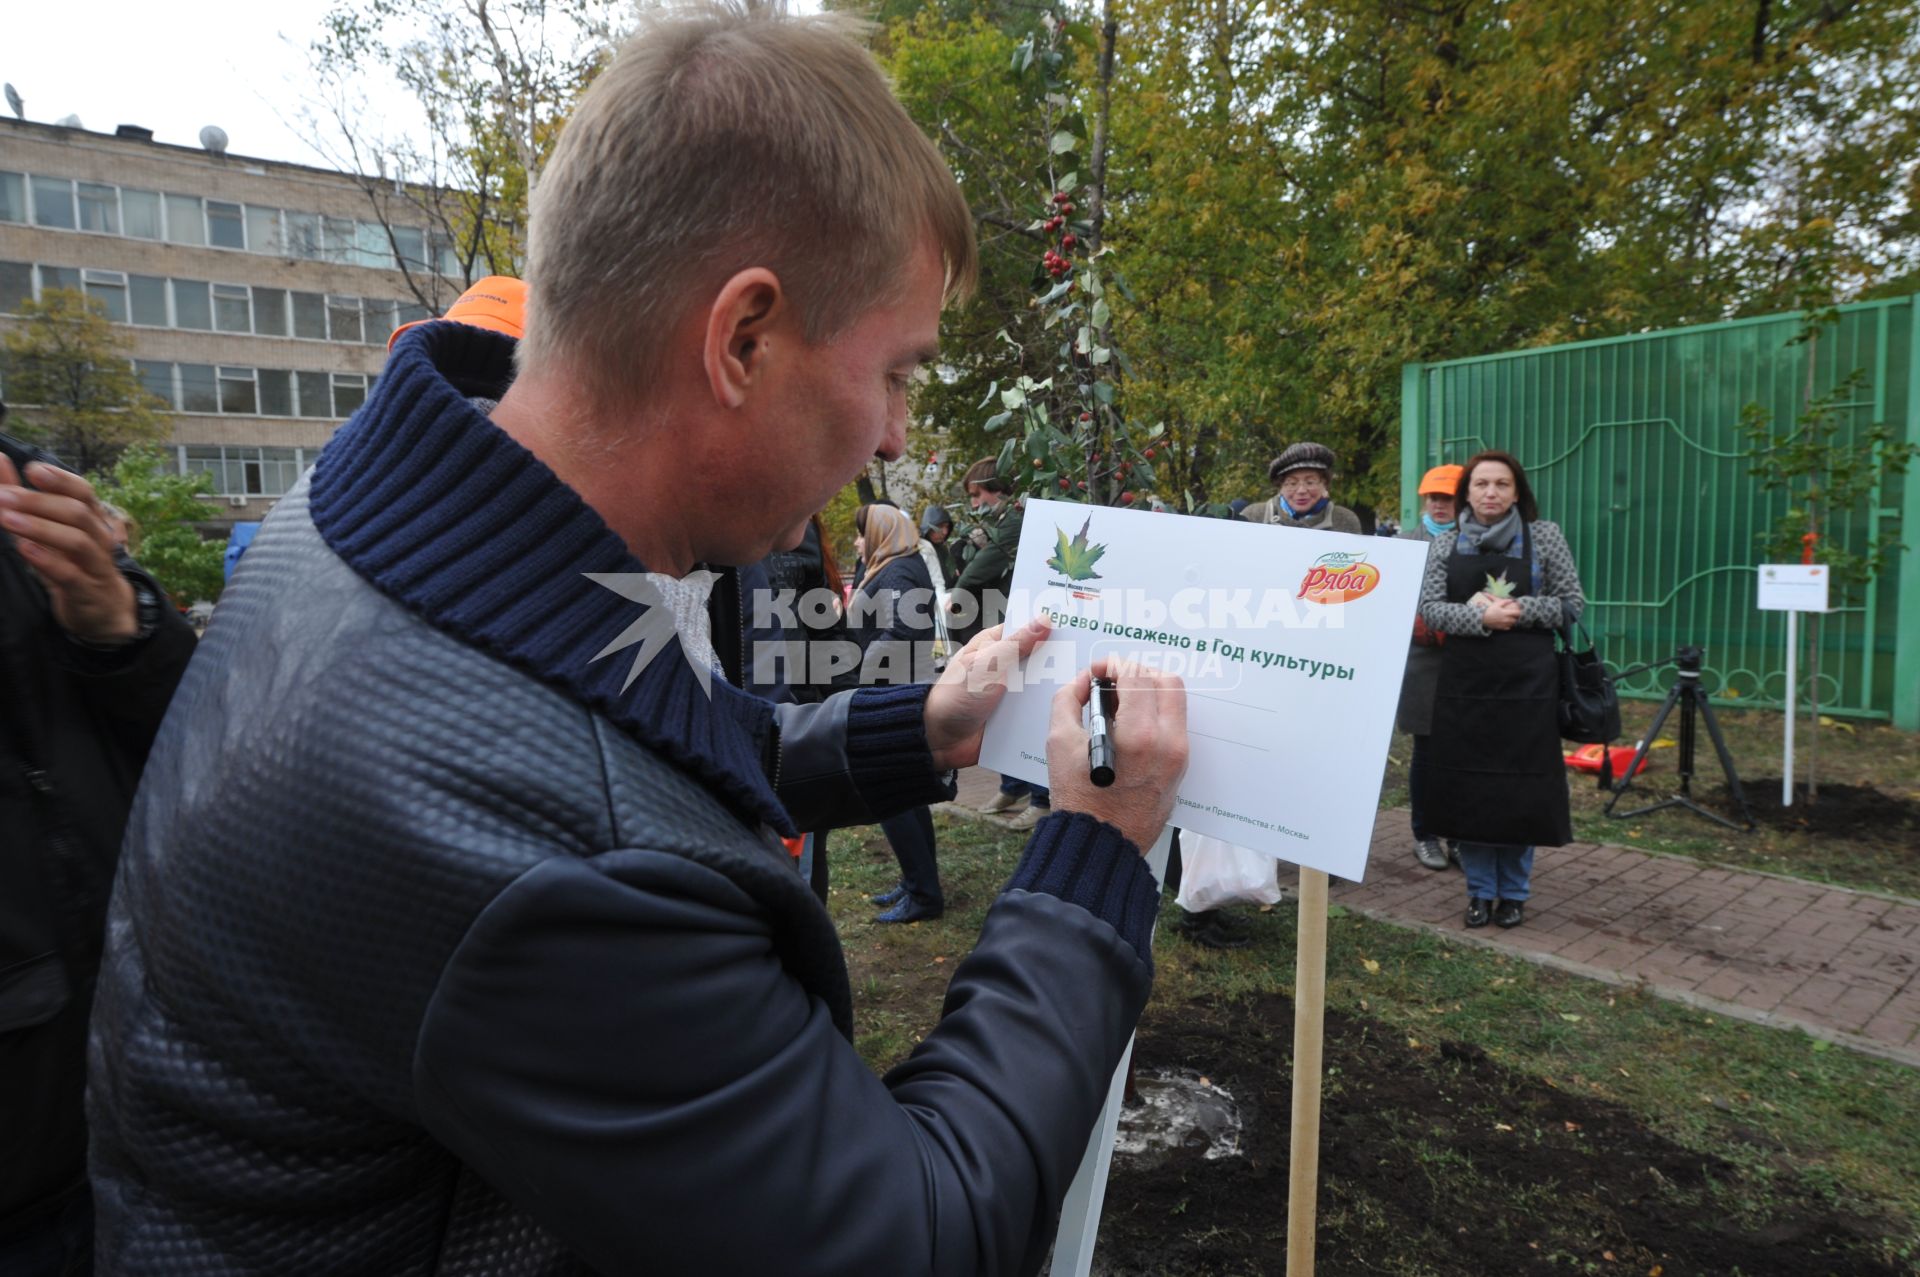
[0,401,71,491]
[1675,645,1705,674]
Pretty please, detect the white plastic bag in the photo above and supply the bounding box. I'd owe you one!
[1174,832,1282,913]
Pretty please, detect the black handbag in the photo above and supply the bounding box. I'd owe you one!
[1557,620,1621,747]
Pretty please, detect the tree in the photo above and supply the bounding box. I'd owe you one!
[91,445,229,606]
[1,289,168,474]
[301,0,622,313]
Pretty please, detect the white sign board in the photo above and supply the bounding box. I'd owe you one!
[1756,564,1829,613]
[978,499,1427,883]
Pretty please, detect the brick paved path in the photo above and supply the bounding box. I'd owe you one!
[946,768,1920,1067]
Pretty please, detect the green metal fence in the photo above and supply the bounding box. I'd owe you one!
[1400,294,1920,729]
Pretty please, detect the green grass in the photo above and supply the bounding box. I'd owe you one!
[829,810,1920,1265]
[1382,704,1920,897]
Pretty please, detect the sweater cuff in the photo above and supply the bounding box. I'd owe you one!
[1004,811,1161,965]
[844,684,956,815]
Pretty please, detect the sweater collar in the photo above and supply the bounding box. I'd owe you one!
[306,322,791,835]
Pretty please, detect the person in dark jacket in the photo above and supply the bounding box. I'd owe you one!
[1419,450,1585,930]
[851,504,944,921]
[919,503,956,589]
[85,8,1191,1275]
[1399,463,1464,871]
[948,456,1022,645]
[0,430,194,1277]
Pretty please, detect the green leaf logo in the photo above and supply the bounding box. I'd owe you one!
[1047,516,1108,582]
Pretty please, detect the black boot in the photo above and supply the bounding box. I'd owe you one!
[1465,898,1493,929]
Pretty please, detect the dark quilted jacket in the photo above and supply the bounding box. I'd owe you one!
[86,324,1160,1277]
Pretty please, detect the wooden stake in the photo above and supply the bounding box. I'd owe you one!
[1287,868,1330,1277]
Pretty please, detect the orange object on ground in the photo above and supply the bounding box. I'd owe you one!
[1564,743,1649,778]
[387,275,527,349]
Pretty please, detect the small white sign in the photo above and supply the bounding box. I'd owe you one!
[1756,564,1830,613]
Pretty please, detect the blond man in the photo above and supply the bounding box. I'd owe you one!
[87,5,1187,1275]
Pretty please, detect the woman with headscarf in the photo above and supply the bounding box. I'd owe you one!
[1419,451,1586,930]
[848,504,945,922]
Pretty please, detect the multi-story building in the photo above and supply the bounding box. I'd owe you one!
[0,117,460,524]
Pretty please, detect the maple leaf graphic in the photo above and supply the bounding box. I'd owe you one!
[1046,516,1107,582]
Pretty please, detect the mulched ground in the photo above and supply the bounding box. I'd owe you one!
[1092,994,1900,1276]
[1708,780,1920,854]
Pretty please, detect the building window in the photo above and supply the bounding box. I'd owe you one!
[172,279,212,331]
[218,366,258,415]
[296,371,332,418]
[333,373,369,417]
[122,189,162,239]
[212,283,252,334]
[397,301,431,328]
[354,221,392,270]
[291,291,327,341]
[136,360,176,409]
[362,298,399,346]
[31,176,75,229]
[326,295,363,344]
[0,261,31,313]
[165,193,205,246]
[207,201,246,250]
[0,172,24,223]
[253,287,289,337]
[286,211,322,259]
[323,218,357,264]
[76,183,119,235]
[257,368,294,416]
[37,265,80,296]
[245,205,283,256]
[83,269,129,323]
[177,363,218,414]
[393,225,427,272]
[129,274,169,326]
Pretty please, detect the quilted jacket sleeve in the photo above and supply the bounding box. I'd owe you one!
[412,829,1155,1277]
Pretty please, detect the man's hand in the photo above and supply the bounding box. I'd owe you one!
[1045,658,1188,853]
[923,617,1052,771]
[0,457,139,644]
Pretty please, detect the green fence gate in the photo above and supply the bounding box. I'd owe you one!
[1400,294,1920,729]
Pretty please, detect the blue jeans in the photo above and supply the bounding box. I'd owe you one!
[1457,843,1534,901]
[998,776,1050,807]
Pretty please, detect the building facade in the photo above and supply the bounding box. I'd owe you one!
[0,118,459,524]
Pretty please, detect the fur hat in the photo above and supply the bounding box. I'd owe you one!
[1268,442,1336,484]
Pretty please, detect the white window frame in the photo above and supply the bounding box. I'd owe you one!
[82,268,129,322]
[211,281,253,334]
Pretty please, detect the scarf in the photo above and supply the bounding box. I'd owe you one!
[1421,513,1456,538]
[1278,495,1331,523]
[1457,505,1522,555]
[857,505,920,585]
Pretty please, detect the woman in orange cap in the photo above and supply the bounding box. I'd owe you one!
[1398,463,1463,871]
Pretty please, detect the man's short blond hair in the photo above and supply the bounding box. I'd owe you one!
[519,1,977,412]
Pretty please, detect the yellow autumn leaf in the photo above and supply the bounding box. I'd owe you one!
[1361,958,1381,975]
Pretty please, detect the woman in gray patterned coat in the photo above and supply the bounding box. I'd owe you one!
[1418,451,1584,929]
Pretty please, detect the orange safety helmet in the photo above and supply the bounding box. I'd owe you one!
[1417,464,1465,497]
[387,275,527,350]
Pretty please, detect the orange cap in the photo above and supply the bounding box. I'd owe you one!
[387,275,528,350]
[1418,463,1465,496]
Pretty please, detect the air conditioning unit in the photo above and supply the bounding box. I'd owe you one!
[227,496,249,508]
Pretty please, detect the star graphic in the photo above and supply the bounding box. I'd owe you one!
[583,571,719,697]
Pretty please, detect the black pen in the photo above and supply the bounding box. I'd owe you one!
[1087,676,1117,788]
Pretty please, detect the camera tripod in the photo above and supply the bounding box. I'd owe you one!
[1606,645,1755,831]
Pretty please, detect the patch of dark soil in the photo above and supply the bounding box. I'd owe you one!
[1090,994,1900,1277]
[1714,781,1920,853]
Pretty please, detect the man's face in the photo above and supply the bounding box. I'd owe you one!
[756,243,945,555]
[926,523,949,545]
[967,484,1000,513]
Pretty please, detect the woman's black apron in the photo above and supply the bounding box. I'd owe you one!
[1424,524,1572,848]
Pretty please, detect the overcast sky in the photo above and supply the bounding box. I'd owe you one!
[5,0,379,167]
[7,0,826,172]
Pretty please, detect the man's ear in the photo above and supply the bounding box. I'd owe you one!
[703,268,787,409]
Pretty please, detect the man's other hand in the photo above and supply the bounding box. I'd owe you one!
[923,617,1051,771]
[0,457,139,645]
[1045,658,1188,853]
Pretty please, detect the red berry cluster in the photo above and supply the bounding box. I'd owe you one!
[1041,190,1079,279]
